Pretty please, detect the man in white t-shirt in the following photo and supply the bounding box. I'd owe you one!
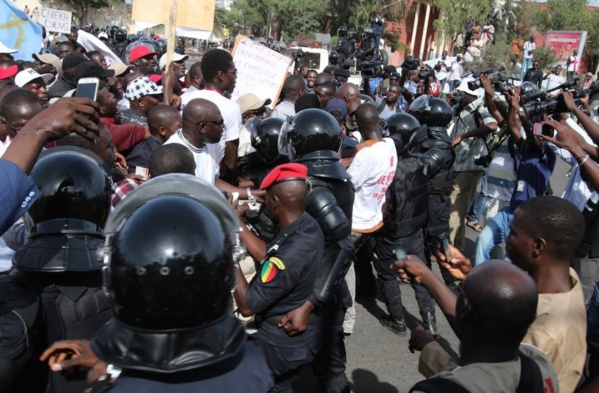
[181,49,241,182]
[567,50,579,82]
[344,103,397,333]
[520,36,535,79]
[544,65,565,96]
[434,51,450,92]
[164,98,223,185]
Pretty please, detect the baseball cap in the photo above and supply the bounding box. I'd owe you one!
[456,77,482,97]
[0,64,18,80]
[32,53,60,65]
[15,69,53,87]
[124,77,163,101]
[148,74,162,84]
[260,163,308,190]
[108,61,132,77]
[74,61,115,81]
[325,98,348,121]
[236,93,272,114]
[130,46,157,63]
[98,32,109,40]
[0,42,17,54]
[62,52,89,70]
[158,53,189,70]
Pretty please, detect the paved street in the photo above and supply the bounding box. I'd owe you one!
[295,158,572,392]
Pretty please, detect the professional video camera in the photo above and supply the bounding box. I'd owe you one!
[401,55,420,71]
[521,79,587,118]
[466,66,506,91]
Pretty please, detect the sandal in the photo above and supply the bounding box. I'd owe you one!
[466,219,483,232]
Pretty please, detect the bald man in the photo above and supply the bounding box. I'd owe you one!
[336,83,362,133]
[0,89,44,141]
[163,98,223,184]
[394,258,559,392]
[234,163,325,393]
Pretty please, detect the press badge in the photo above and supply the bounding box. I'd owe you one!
[516,180,525,193]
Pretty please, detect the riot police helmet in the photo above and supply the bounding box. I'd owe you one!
[386,113,420,152]
[102,174,241,330]
[251,117,285,164]
[329,51,340,65]
[278,108,342,161]
[348,28,357,39]
[338,26,348,37]
[114,29,127,43]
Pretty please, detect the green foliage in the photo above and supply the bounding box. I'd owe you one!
[58,0,124,24]
[431,0,489,40]
[535,0,591,33]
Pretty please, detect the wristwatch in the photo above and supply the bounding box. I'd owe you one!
[246,187,257,207]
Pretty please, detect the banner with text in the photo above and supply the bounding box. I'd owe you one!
[38,7,72,34]
[231,35,292,107]
[545,31,588,66]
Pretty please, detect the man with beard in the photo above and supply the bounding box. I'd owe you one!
[378,85,403,121]
[129,46,157,76]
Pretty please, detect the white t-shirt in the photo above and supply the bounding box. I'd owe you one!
[181,89,241,162]
[164,130,220,185]
[545,73,565,94]
[567,55,578,72]
[523,41,535,59]
[348,138,397,231]
[435,60,449,81]
[450,61,463,82]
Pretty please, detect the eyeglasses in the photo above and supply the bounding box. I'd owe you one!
[223,69,237,76]
[389,77,399,81]
[202,119,225,127]
[2,118,25,133]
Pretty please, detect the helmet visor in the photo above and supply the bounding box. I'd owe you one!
[278,116,294,159]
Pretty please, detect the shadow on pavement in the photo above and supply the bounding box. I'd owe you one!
[350,369,399,393]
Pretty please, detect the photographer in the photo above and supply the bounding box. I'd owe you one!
[447,78,498,250]
[474,85,556,265]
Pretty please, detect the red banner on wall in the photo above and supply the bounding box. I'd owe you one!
[545,31,588,66]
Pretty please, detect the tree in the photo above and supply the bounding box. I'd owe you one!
[430,0,489,42]
[54,0,124,25]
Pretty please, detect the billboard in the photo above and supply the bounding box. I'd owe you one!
[545,30,588,66]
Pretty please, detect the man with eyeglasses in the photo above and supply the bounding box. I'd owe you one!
[181,49,242,185]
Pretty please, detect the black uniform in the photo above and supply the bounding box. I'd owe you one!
[247,212,324,393]
[300,152,355,393]
[336,37,352,63]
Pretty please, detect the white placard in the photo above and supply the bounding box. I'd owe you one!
[38,7,72,34]
[231,35,292,107]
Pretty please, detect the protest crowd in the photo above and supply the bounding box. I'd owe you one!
[3,5,599,393]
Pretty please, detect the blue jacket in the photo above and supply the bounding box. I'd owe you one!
[0,159,38,234]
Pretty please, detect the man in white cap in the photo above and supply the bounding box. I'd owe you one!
[0,42,18,62]
[159,52,188,78]
[15,69,53,108]
[447,78,498,251]
[32,53,61,79]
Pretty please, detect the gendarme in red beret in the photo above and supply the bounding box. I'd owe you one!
[260,163,308,190]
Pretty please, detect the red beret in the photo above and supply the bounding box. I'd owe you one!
[260,163,308,190]
[0,64,18,80]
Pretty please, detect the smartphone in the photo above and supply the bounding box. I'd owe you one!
[75,77,100,101]
[533,122,556,137]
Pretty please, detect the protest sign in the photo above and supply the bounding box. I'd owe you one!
[77,29,120,66]
[132,0,214,32]
[38,7,72,34]
[231,35,292,108]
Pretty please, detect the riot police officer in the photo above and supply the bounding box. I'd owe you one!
[407,96,456,290]
[360,28,378,63]
[89,175,274,392]
[335,26,351,63]
[1,148,113,393]
[347,28,358,59]
[113,29,128,61]
[277,109,355,393]
[374,113,439,336]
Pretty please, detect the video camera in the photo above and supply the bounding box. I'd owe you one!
[401,56,420,71]
[361,58,384,78]
[418,65,434,81]
[521,79,587,118]
[467,66,507,90]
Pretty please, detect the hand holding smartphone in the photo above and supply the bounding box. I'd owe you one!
[75,78,100,121]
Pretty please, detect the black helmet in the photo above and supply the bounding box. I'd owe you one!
[348,28,357,39]
[338,26,348,37]
[127,33,137,43]
[102,174,242,330]
[408,95,453,128]
[329,50,340,65]
[519,81,540,102]
[279,108,342,161]
[363,27,374,38]
[13,148,111,272]
[251,117,285,164]
[114,29,127,43]
[154,38,168,53]
[386,113,420,152]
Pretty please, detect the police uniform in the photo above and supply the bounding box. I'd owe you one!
[247,164,325,393]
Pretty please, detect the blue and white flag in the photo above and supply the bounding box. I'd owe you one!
[0,0,43,61]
